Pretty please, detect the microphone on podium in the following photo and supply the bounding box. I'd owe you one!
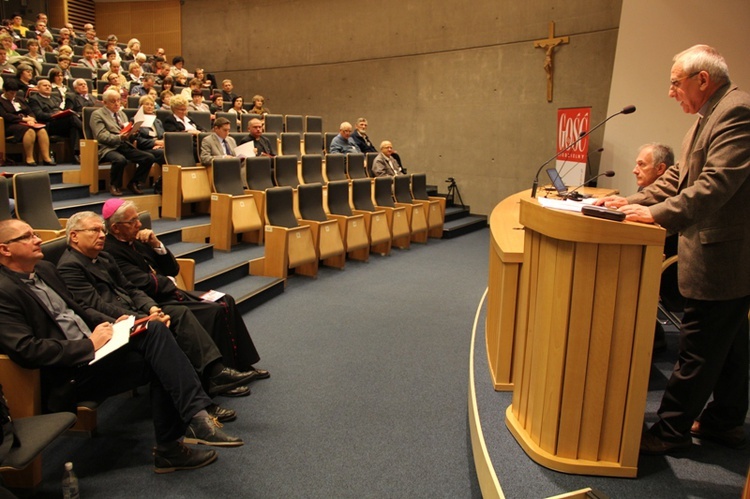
[565,170,615,201]
[530,105,636,198]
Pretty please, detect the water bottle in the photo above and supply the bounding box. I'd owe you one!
[62,462,80,499]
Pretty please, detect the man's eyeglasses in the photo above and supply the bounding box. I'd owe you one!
[1,231,40,244]
[670,72,700,89]
[75,227,107,235]
[116,217,139,225]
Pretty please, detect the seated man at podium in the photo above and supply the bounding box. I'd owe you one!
[632,143,681,349]
[597,44,750,455]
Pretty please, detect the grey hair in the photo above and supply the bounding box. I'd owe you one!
[101,88,121,104]
[673,44,729,85]
[638,143,674,168]
[66,211,102,244]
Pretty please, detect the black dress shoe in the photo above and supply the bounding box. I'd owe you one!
[42,159,57,166]
[207,403,237,422]
[153,441,217,474]
[207,367,255,396]
[127,182,143,195]
[110,185,123,196]
[220,385,251,397]
[248,367,270,381]
[640,430,692,455]
[184,416,243,447]
[24,161,37,167]
[691,421,747,449]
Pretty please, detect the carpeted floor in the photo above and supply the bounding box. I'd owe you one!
[25,229,490,498]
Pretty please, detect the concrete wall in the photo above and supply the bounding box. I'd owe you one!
[182,0,622,215]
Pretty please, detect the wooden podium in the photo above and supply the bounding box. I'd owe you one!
[504,198,665,477]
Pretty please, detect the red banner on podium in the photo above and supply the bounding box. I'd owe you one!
[556,107,591,185]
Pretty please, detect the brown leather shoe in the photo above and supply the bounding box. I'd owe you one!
[639,430,692,455]
[691,421,747,449]
[127,182,143,195]
[110,185,123,196]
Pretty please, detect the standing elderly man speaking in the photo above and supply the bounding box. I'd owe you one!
[596,45,750,454]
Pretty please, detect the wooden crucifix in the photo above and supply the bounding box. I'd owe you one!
[533,21,569,102]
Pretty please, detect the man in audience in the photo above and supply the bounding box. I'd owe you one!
[58,211,257,399]
[163,95,205,133]
[27,79,82,163]
[371,141,404,177]
[69,78,99,113]
[200,117,246,185]
[0,219,242,472]
[239,117,276,157]
[221,79,237,103]
[101,49,118,71]
[102,199,269,378]
[130,74,156,97]
[90,89,154,196]
[101,60,127,86]
[596,44,750,455]
[329,121,360,154]
[351,117,377,154]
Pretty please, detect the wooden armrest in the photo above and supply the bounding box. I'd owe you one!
[176,258,195,291]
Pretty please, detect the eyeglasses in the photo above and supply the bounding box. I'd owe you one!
[75,227,107,235]
[670,72,700,89]
[2,231,40,244]
[116,217,139,225]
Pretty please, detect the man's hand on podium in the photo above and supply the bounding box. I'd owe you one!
[619,204,654,223]
[593,195,628,209]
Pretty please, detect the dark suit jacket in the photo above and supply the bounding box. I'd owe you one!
[162,113,205,133]
[627,83,750,300]
[0,94,33,127]
[135,118,165,150]
[68,92,99,113]
[27,92,63,123]
[57,247,157,320]
[352,130,377,154]
[103,234,181,302]
[0,262,98,412]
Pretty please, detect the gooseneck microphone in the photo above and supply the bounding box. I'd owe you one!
[565,170,615,201]
[530,105,636,198]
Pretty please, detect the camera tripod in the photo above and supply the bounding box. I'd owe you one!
[445,177,465,209]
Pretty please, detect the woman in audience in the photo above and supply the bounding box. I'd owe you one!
[0,34,18,58]
[48,68,68,102]
[249,94,270,115]
[57,44,73,60]
[160,76,175,95]
[159,89,174,109]
[194,68,213,91]
[123,38,141,61]
[0,79,55,166]
[188,89,209,113]
[15,64,36,96]
[180,77,202,100]
[10,39,42,77]
[227,95,247,128]
[209,94,224,115]
[134,95,166,171]
[169,56,189,86]
[127,62,143,89]
[148,87,161,109]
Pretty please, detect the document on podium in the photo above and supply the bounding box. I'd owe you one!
[89,316,135,364]
[537,196,596,213]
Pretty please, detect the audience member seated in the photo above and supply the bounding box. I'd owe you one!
[249,94,270,116]
[103,199,270,377]
[127,61,144,88]
[351,117,377,154]
[148,87,161,109]
[200,117,237,166]
[329,121,360,154]
[101,60,127,86]
[14,63,36,95]
[163,94,205,133]
[0,34,17,58]
[38,33,56,58]
[27,19,49,41]
[239,117,276,157]
[220,79,237,103]
[58,211,259,399]
[0,219,239,474]
[160,89,174,109]
[79,43,101,78]
[56,44,73,60]
[57,28,72,47]
[122,38,141,61]
[9,14,28,37]
[90,89,155,196]
[372,140,405,177]
[189,89,209,113]
[180,77,202,100]
[227,95,247,128]
[104,73,128,106]
[209,94,224,115]
[134,95,166,169]
[170,56,189,86]
[160,76,175,95]
[54,54,73,86]
[48,68,68,102]
[68,77,99,113]
[130,74,156,97]
[100,49,118,71]
[0,78,55,166]
[10,39,42,77]
[82,30,101,55]
[194,67,213,91]
[0,47,16,76]
[28,78,82,163]
[104,34,123,58]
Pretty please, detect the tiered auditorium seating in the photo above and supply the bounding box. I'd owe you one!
[209,157,263,251]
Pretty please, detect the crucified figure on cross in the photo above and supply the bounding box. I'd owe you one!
[534,21,569,102]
